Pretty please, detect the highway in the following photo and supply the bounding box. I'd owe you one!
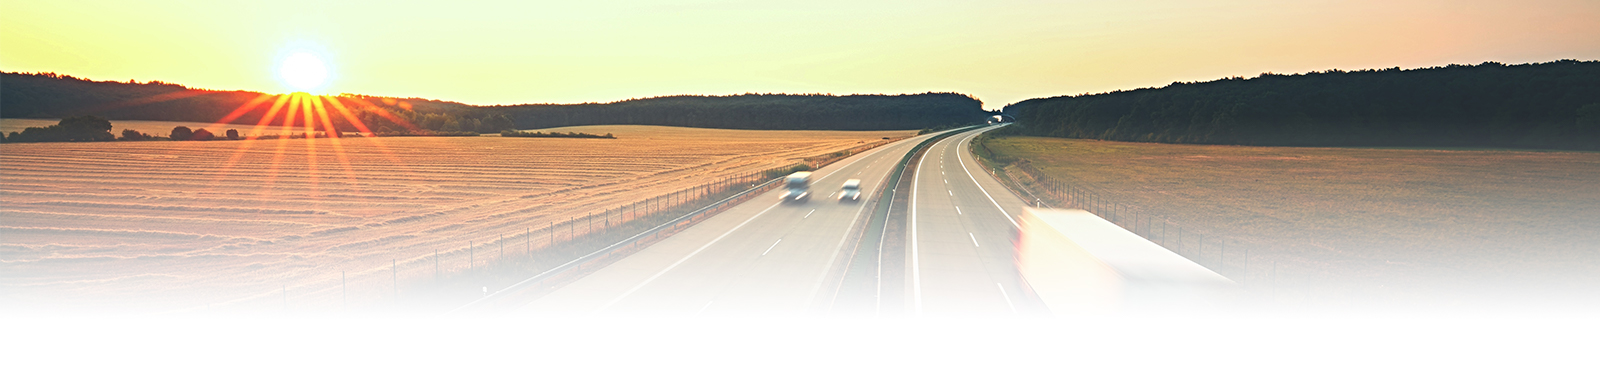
[515,124,1034,316]
[906,127,1039,316]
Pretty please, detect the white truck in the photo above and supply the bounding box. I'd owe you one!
[780,172,812,203]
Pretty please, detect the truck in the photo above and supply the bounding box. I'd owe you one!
[780,172,812,203]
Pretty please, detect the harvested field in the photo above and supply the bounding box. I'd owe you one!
[982,136,1600,308]
[0,121,913,313]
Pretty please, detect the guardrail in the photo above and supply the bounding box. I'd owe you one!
[451,135,923,313]
[827,125,983,313]
[453,176,785,312]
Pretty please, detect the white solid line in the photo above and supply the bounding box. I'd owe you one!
[597,202,782,313]
[969,232,979,247]
[911,139,929,316]
[957,130,1020,228]
[955,206,962,215]
[762,239,782,256]
[804,209,815,219]
[997,283,1016,314]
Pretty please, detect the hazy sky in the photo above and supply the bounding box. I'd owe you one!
[2,0,1597,109]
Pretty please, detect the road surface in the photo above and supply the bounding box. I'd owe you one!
[906,127,1037,316]
[515,125,1032,316]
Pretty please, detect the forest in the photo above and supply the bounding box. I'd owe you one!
[1,72,987,134]
[1002,60,1600,150]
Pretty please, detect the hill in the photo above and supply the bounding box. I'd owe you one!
[1002,60,1600,150]
[1,72,987,132]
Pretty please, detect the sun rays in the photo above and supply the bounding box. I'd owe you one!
[189,92,425,207]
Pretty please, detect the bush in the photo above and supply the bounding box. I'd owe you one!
[191,128,214,141]
[120,129,145,140]
[170,126,193,140]
[226,129,239,140]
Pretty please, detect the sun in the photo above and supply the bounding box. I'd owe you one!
[279,52,328,92]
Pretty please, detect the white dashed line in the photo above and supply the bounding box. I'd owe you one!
[762,239,782,256]
[969,232,979,247]
[955,206,962,215]
[997,283,1016,314]
[597,202,782,313]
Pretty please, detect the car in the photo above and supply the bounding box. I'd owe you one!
[839,179,862,202]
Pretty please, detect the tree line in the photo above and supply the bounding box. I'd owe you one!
[1002,60,1600,150]
[500,130,616,139]
[1,115,257,143]
[3,71,989,134]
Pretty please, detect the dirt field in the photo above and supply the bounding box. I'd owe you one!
[982,136,1600,308]
[0,123,913,313]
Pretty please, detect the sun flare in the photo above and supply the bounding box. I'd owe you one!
[279,52,328,92]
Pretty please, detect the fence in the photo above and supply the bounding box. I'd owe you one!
[214,140,901,314]
[971,139,1269,290]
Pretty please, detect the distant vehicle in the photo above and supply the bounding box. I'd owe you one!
[839,179,862,202]
[780,172,812,203]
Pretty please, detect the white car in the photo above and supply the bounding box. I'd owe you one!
[839,179,861,202]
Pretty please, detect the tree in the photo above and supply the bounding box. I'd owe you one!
[58,115,115,141]
[120,129,145,140]
[170,126,193,140]
[226,129,239,140]
[191,128,214,141]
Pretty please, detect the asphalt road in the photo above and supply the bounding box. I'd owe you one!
[906,126,1038,316]
[516,125,1030,316]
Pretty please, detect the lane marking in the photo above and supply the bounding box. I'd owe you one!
[598,134,923,315]
[955,206,962,215]
[969,232,979,247]
[911,138,930,316]
[948,190,953,196]
[808,137,925,309]
[697,301,714,315]
[997,283,1016,314]
[804,209,815,219]
[762,239,782,256]
[597,202,782,313]
[956,130,1020,228]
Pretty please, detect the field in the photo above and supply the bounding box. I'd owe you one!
[0,121,913,313]
[982,136,1600,308]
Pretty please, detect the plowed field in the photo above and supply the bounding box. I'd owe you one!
[0,122,912,313]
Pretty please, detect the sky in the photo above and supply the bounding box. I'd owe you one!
[2,0,1598,110]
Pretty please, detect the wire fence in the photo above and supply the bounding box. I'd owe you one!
[219,138,900,314]
[971,139,1271,290]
